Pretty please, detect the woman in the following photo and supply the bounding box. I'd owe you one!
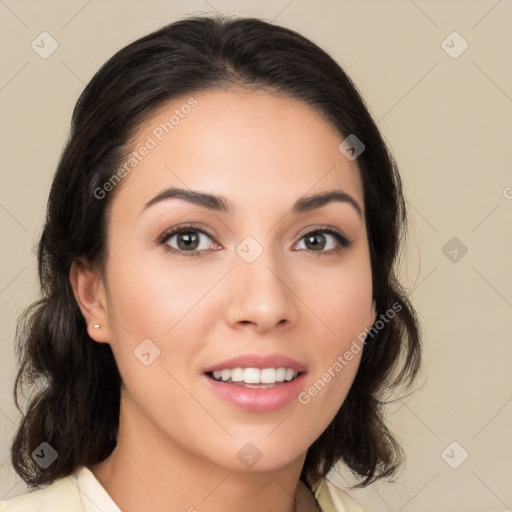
[1,15,421,512]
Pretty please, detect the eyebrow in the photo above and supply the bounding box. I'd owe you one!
[142,187,363,218]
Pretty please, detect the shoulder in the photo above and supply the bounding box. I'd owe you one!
[311,477,366,512]
[0,474,83,512]
[0,466,120,512]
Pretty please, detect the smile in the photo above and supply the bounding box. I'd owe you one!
[202,354,308,412]
[207,367,301,386]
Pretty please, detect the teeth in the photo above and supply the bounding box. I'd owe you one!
[210,367,299,384]
[276,367,286,382]
[260,368,276,384]
[284,368,295,381]
[244,368,260,384]
[231,368,244,382]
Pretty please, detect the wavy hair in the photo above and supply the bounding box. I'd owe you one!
[11,14,421,490]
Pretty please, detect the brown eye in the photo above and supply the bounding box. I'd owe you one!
[304,232,327,250]
[295,229,352,254]
[159,225,217,256]
[174,231,201,251]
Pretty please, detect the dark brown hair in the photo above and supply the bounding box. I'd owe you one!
[11,14,421,490]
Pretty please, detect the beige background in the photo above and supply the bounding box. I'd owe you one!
[1,1,511,511]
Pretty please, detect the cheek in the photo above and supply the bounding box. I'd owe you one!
[299,251,373,412]
[105,243,219,339]
[306,249,374,347]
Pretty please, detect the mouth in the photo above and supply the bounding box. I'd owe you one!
[205,367,304,388]
[202,354,307,412]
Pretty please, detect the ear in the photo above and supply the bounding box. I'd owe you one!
[69,260,112,343]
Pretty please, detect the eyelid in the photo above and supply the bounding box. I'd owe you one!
[295,224,352,244]
[156,223,215,245]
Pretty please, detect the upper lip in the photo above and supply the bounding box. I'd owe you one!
[203,354,307,373]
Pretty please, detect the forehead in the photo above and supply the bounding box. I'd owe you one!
[111,87,364,215]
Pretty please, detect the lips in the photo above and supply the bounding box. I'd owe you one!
[203,354,307,412]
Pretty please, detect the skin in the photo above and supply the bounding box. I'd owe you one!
[71,87,376,512]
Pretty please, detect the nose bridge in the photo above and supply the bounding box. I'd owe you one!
[224,235,298,331]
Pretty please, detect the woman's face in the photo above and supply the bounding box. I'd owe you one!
[90,88,376,473]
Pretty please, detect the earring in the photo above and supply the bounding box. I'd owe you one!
[93,324,101,329]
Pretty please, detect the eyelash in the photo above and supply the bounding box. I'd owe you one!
[157,223,353,258]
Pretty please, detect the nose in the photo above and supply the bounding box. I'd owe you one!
[223,247,299,334]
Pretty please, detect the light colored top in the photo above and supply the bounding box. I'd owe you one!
[0,466,365,511]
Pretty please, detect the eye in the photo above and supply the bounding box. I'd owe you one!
[157,224,352,257]
[158,224,219,257]
[294,228,352,255]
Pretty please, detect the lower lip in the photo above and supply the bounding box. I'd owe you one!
[203,373,307,412]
